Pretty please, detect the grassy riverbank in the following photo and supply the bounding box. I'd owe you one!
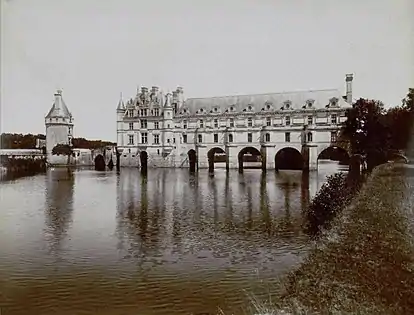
[242,163,414,315]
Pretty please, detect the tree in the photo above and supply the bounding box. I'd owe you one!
[51,144,73,165]
[340,98,389,171]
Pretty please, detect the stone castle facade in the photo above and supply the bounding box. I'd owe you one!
[115,74,354,171]
[44,74,354,170]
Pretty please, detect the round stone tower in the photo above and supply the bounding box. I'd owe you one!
[45,89,74,165]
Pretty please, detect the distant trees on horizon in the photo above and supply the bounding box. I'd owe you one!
[0,133,116,150]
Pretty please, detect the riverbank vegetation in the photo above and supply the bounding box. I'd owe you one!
[0,156,46,179]
[236,163,414,315]
[304,172,362,236]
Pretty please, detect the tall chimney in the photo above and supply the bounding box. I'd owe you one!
[176,87,184,108]
[345,74,353,104]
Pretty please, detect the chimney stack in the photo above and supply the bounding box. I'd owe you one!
[176,87,184,108]
[345,74,353,104]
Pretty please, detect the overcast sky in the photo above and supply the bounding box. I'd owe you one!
[1,0,413,141]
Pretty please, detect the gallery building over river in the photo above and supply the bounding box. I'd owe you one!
[115,74,354,171]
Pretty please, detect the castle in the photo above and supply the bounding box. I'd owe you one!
[45,74,354,170]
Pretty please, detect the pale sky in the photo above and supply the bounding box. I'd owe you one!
[1,0,413,141]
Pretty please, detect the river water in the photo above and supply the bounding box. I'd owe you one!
[0,161,347,315]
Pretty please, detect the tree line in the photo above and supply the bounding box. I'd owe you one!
[340,88,414,171]
[0,133,115,150]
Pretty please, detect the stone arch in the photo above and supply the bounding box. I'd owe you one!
[238,146,263,172]
[94,154,106,171]
[187,149,197,172]
[140,151,148,172]
[207,147,226,172]
[275,147,304,171]
[318,146,350,166]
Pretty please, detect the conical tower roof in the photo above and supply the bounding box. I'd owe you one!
[117,92,125,110]
[45,89,72,119]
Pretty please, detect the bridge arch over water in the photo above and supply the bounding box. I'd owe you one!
[317,146,350,166]
[275,147,304,171]
[238,146,263,172]
[207,147,226,172]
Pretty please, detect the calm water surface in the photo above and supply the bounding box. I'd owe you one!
[0,161,346,315]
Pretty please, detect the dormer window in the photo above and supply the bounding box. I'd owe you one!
[329,97,339,107]
[284,101,292,109]
[306,99,315,108]
[248,105,252,111]
[214,107,218,112]
[200,108,204,113]
[230,106,234,111]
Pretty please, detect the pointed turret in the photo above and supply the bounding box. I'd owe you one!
[117,92,125,111]
[45,89,72,119]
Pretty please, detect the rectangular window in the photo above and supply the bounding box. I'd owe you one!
[228,134,233,143]
[199,120,204,128]
[214,119,218,128]
[247,118,253,127]
[247,133,252,142]
[198,134,202,143]
[307,116,313,125]
[331,114,337,124]
[285,116,291,125]
[331,132,337,143]
[154,134,159,144]
[154,109,159,116]
[183,120,187,129]
[182,134,187,143]
[128,110,134,117]
[129,122,134,130]
[229,118,234,127]
[141,119,147,129]
[214,133,218,143]
[154,121,159,129]
[265,133,270,142]
[167,139,170,143]
[128,135,134,145]
[266,117,271,126]
[285,132,290,142]
[173,138,176,143]
[140,109,148,116]
[141,132,148,144]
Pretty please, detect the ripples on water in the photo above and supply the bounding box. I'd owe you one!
[0,161,346,314]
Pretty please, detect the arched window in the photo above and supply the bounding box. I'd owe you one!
[198,134,202,143]
[228,134,233,143]
[265,133,270,142]
[307,132,313,143]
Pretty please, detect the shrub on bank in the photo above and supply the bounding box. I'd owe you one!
[304,172,361,236]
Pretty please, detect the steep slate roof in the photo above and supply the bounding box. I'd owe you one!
[182,88,351,113]
[45,90,72,119]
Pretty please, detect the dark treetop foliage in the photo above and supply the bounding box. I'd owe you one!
[0,133,45,149]
[51,144,73,156]
[1,133,115,150]
[340,89,414,171]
